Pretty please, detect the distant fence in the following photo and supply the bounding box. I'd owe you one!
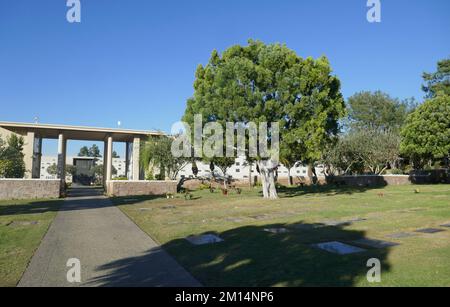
[0,179,61,200]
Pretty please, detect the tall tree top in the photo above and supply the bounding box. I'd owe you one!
[347,91,416,132]
[183,40,346,162]
[422,57,450,98]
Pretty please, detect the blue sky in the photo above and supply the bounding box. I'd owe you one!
[1,0,449,155]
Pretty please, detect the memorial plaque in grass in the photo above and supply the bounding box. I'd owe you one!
[264,228,290,234]
[386,232,417,239]
[352,238,400,249]
[311,241,366,255]
[186,234,224,245]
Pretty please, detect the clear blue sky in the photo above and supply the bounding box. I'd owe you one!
[1,0,449,155]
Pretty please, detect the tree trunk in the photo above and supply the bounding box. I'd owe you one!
[258,160,279,199]
[248,163,253,188]
[288,168,293,186]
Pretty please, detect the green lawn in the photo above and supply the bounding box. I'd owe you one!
[114,184,450,287]
[0,199,61,287]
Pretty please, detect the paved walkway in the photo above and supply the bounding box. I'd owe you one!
[19,188,201,287]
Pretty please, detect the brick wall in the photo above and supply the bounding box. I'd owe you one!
[106,180,177,197]
[0,179,61,200]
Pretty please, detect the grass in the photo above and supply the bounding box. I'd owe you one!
[0,199,62,287]
[114,184,450,287]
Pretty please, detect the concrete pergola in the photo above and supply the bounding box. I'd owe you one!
[0,122,163,187]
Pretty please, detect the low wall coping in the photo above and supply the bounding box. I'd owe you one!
[0,178,61,181]
[106,180,178,183]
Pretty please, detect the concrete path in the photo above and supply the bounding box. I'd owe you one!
[19,188,201,287]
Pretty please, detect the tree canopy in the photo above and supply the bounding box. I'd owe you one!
[78,144,102,158]
[183,40,345,198]
[141,136,189,180]
[347,91,416,132]
[400,94,450,168]
[0,134,26,178]
[422,58,450,98]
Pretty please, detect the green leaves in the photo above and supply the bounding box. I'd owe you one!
[422,58,450,98]
[401,94,450,166]
[140,136,189,180]
[0,134,26,178]
[182,40,346,165]
[347,91,416,132]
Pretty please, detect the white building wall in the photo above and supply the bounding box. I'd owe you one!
[40,156,127,180]
[176,156,326,180]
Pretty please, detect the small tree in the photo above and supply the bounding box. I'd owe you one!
[0,134,26,178]
[92,164,117,183]
[141,136,189,180]
[401,94,450,168]
[47,163,58,176]
[47,163,76,178]
[207,157,235,189]
[280,142,302,186]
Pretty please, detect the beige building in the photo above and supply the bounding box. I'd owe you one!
[0,121,163,184]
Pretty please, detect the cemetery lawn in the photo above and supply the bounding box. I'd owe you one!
[115,184,450,287]
[0,199,62,287]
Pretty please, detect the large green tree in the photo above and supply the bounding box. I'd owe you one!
[400,94,450,168]
[422,58,450,98]
[183,40,345,198]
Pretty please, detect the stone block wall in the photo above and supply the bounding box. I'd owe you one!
[106,180,177,197]
[335,175,411,187]
[0,179,61,200]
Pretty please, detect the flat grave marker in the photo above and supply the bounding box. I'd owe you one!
[352,238,400,249]
[311,241,366,255]
[186,234,224,245]
[264,228,290,234]
[386,232,417,239]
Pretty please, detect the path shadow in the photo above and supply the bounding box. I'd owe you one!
[85,246,201,287]
[89,221,392,287]
[276,183,387,198]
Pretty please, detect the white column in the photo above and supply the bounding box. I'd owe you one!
[132,137,140,181]
[57,133,66,180]
[106,136,113,181]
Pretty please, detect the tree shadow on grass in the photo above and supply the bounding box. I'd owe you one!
[88,221,392,287]
[276,183,387,198]
[0,188,168,216]
[0,199,62,217]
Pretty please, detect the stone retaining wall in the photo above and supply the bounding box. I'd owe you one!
[335,175,411,187]
[106,180,177,197]
[0,179,61,200]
